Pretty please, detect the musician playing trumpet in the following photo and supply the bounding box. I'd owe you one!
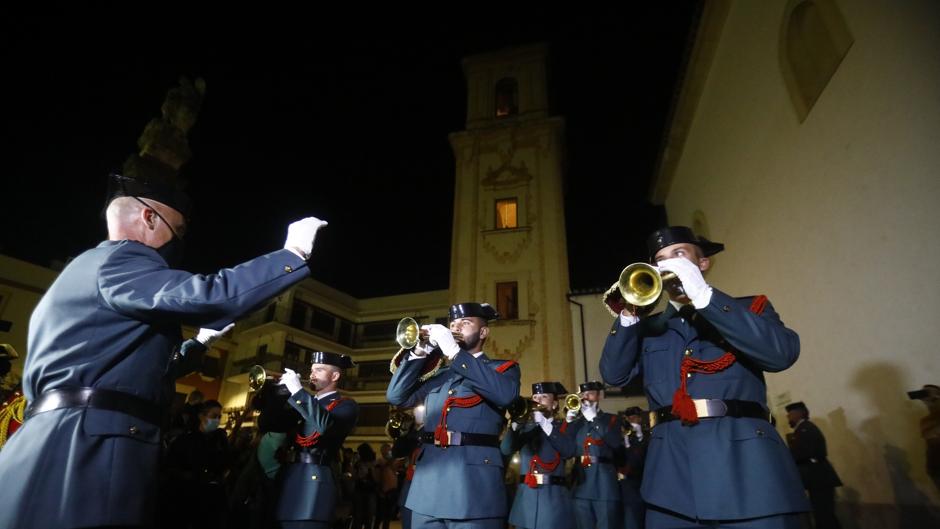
[599,226,807,529]
[566,381,625,529]
[501,382,576,529]
[386,302,520,529]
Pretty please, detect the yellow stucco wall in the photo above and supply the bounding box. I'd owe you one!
[661,0,940,514]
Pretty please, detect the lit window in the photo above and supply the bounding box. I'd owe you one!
[495,78,518,118]
[495,198,518,229]
[496,282,518,320]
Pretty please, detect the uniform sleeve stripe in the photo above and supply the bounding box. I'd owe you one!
[749,295,768,315]
[495,360,517,373]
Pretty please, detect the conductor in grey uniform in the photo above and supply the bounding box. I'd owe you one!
[0,173,328,529]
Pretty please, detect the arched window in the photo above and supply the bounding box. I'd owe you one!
[495,78,518,118]
[779,0,853,122]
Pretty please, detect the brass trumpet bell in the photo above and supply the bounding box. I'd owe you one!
[617,262,676,307]
[248,365,270,391]
[564,393,583,412]
[396,317,421,350]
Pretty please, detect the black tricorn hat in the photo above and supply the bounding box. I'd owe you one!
[784,401,808,413]
[579,381,604,392]
[532,381,568,396]
[105,172,192,219]
[647,226,724,262]
[449,302,499,322]
[624,406,645,416]
[310,351,355,369]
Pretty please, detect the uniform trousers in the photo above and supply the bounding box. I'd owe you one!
[573,498,623,529]
[646,505,802,529]
[410,511,504,529]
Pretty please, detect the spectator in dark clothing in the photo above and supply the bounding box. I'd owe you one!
[373,443,399,529]
[786,401,842,529]
[351,443,378,529]
[164,399,231,529]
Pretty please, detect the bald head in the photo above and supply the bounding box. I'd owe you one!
[106,196,186,249]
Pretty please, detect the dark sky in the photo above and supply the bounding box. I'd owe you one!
[1,5,697,297]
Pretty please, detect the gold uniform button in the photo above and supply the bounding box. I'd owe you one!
[686,373,692,379]
[311,475,318,480]
[296,400,302,404]
[610,329,617,335]
[128,426,139,435]
[684,348,693,357]
[448,389,455,395]
[483,458,490,464]
[722,305,731,312]
[461,363,467,369]
[446,407,451,412]
[284,265,293,273]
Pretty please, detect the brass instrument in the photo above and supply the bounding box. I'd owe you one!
[564,393,583,412]
[395,317,463,350]
[617,262,678,307]
[508,397,556,423]
[385,407,412,439]
[248,365,275,391]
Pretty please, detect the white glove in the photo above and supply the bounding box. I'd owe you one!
[566,409,579,423]
[408,342,431,360]
[534,410,554,436]
[657,257,712,308]
[195,323,235,346]
[582,402,598,422]
[278,368,303,395]
[422,324,460,359]
[511,421,520,431]
[284,217,328,260]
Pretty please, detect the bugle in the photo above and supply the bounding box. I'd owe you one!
[617,262,678,307]
[507,396,556,423]
[395,317,464,350]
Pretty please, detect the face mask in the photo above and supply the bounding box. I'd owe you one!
[157,235,185,268]
[204,418,220,433]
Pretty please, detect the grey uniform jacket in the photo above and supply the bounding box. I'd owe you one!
[0,240,309,529]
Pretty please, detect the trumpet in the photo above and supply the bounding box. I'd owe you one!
[385,407,412,439]
[395,317,463,350]
[248,365,275,391]
[564,393,583,413]
[617,262,678,307]
[507,397,556,423]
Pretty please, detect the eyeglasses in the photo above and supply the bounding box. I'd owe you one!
[133,197,186,240]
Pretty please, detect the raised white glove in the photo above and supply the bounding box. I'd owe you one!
[422,324,460,359]
[582,402,598,422]
[657,257,712,308]
[278,368,303,395]
[284,217,328,260]
[566,409,579,423]
[195,323,235,346]
[511,421,520,431]
[532,410,546,424]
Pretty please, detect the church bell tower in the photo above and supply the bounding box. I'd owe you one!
[449,43,574,391]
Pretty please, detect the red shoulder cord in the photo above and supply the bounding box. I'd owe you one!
[434,394,483,447]
[524,451,561,488]
[671,295,768,425]
[295,397,346,447]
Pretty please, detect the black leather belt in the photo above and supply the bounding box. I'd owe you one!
[519,475,566,486]
[418,431,499,447]
[650,399,768,428]
[26,387,162,426]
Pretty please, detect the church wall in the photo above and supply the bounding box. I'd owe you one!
[661,0,940,522]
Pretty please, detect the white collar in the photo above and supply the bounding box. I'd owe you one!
[472,351,484,358]
[316,390,338,400]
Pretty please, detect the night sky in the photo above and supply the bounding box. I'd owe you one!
[1,5,697,297]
